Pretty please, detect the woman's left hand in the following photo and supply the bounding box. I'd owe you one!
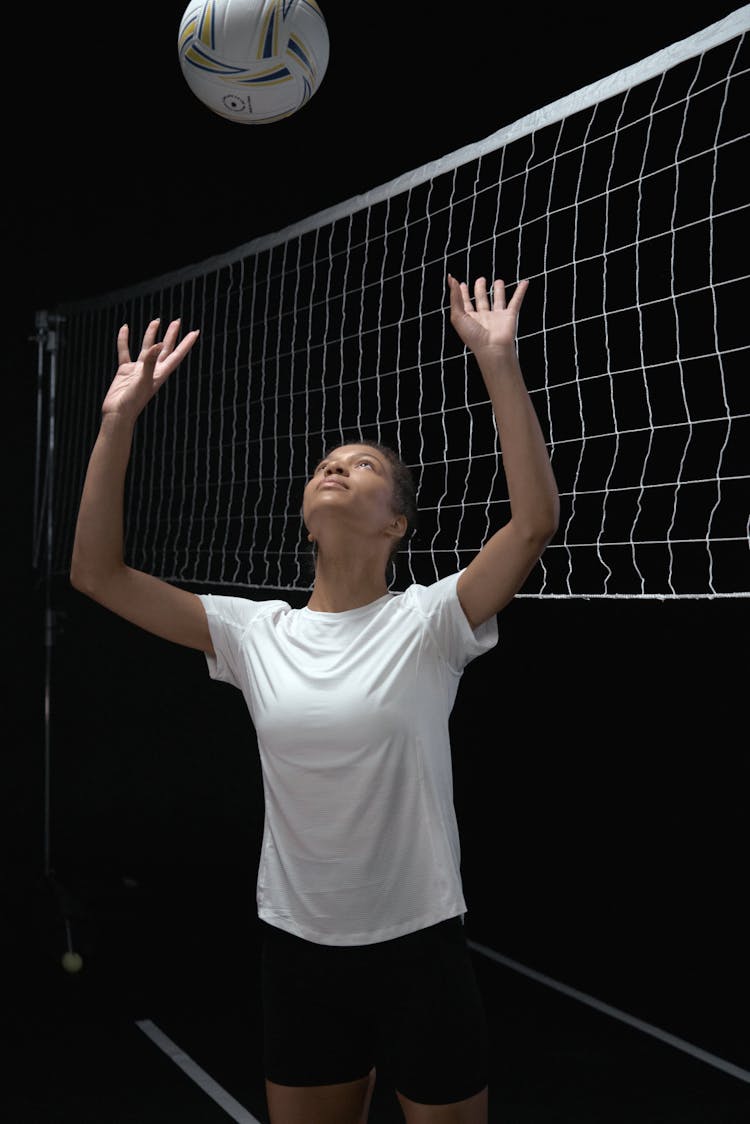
[448,274,528,356]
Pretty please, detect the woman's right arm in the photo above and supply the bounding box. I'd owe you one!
[70,317,213,654]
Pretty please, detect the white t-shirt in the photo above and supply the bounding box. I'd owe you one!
[198,570,498,946]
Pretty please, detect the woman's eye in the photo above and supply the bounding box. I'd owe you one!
[358,460,373,469]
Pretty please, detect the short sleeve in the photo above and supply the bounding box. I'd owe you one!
[402,570,498,673]
[198,593,289,688]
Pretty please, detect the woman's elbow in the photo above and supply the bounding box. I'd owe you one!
[69,562,96,598]
[544,504,561,544]
[540,491,561,544]
[526,502,560,552]
[69,554,116,601]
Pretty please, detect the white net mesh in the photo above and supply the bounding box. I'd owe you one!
[43,8,750,597]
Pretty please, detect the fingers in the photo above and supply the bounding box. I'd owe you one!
[140,318,162,355]
[165,329,200,368]
[158,317,183,359]
[151,326,200,380]
[492,279,506,308]
[447,273,472,317]
[447,272,462,307]
[116,324,131,366]
[136,317,183,361]
[474,276,490,310]
[447,274,492,304]
[490,277,529,311]
[447,273,528,311]
[126,317,199,370]
[456,278,473,313]
[506,277,529,312]
[143,342,166,366]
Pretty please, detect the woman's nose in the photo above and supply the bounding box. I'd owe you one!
[325,463,347,476]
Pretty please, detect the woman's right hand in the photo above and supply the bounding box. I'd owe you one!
[102,318,200,420]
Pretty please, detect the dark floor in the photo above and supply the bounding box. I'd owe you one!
[4,869,749,1124]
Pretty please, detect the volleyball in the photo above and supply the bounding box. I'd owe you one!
[177,0,329,125]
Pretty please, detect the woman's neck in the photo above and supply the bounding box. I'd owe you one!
[306,552,390,613]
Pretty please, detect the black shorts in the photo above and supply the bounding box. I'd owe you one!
[260,915,489,1105]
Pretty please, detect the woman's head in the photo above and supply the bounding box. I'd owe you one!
[303,438,417,559]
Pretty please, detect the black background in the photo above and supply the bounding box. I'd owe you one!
[5,0,748,1082]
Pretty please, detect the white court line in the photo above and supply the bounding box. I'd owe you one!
[468,940,750,1085]
[136,1019,262,1123]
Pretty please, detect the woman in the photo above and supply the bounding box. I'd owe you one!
[70,274,559,1124]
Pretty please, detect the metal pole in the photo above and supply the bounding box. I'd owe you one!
[32,310,65,879]
[32,312,89,974]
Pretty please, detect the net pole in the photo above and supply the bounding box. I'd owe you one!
[32,310,65,879]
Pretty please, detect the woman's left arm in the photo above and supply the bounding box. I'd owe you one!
[449,274,560,629]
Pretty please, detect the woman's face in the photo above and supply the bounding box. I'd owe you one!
[302,444,405,546]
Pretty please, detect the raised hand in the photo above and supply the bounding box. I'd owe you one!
[448,274,528,357]
[101,318,200,420]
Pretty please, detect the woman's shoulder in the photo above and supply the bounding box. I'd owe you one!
[198,592,293,629]
[396,570,462,607]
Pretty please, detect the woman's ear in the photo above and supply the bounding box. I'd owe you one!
[388,514,408,542]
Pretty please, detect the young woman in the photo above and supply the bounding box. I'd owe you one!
[70,274,559,1124]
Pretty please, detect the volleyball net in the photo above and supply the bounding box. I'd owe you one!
[34,8,750,598]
